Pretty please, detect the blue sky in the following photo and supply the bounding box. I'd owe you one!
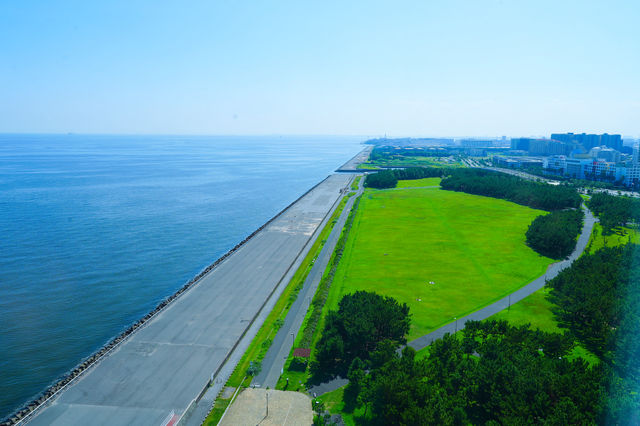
[1,0,638,137]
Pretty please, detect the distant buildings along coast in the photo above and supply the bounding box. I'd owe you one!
[366,132,639,189]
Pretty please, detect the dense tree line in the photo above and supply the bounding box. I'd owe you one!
[312,245,640,424]
[365,167,444,189]
[311,291,410,376]
[339,320,599,425]
[587,193,640,235]
[547,244,640,422]
[440,169,582,211]
[370,146,451,161]
[525,209,584,259]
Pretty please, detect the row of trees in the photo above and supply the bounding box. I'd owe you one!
[340,320,599,425]
[369,146,451,161]
[547,244,640,422]
[314,244,640,424]
[525,209,584,259]
[587,192,640,234]
[311,291,410,377]
[365,167,444,189]
[440,169,582,211]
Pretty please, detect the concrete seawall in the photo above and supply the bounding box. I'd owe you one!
[6,174,352,426]
[336,146,372,172]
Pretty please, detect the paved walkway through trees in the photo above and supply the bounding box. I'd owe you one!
[309,204,597,395]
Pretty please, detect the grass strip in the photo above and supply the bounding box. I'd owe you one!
[328,187,553,340]
[203,376,249,426]
[350,176,361,191]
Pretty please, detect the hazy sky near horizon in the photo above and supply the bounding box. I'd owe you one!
[1,0,639,137]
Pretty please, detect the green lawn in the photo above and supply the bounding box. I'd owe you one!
[587,223,639,254]
[396,177,441,188]
[317,386,369,425]
[491,288,560,333]
[329,187,553,340]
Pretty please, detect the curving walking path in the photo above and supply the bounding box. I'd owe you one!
[409,204,596,350]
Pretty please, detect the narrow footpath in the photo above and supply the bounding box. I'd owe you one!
[253,175,365,389]
[309,204,597,396]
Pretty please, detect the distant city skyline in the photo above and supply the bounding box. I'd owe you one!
[1,0,639,136]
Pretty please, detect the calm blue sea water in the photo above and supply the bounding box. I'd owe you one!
[0,134,363,419]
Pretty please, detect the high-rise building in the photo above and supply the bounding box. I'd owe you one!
[510,138,531,151]
[528,139,571,156]
[459,139,494,148]
[589,146,621,162]
[550,133,622,150]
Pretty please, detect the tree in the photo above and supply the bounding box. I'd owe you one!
[525,209,584,259]
[313,291,410,376]
[343,357,367,410]
[358,322,599,425]
[440,169,582,211]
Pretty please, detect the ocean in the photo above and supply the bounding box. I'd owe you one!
[0,134,363,419]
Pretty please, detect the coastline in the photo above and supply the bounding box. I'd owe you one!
[3,175,335,426]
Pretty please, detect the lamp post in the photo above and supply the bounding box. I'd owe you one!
[454,317,458,333]
[291,333,294,348]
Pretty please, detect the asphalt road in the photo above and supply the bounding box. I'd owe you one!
[26,174,351,426]
[253,175,365,389]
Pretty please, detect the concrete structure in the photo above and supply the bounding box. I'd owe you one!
[545,157,627,183]
[494,156,543,169]
[464,147,486,157]
[510,137,532,151]
[459,139,495,148]
[528,139,572,156]
[510,138,571,156]
[219,389,312,426]
[551,132,623,151]
[25,174,353,426]
[589,146,621,162]
[336,145,373,172]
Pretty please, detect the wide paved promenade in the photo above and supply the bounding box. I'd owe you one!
[28,174,351,426]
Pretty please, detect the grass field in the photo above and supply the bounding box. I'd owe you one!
[328,186,553,340]
[491,288,561,333]
[587,223,639,254]
[395,177,441,188]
